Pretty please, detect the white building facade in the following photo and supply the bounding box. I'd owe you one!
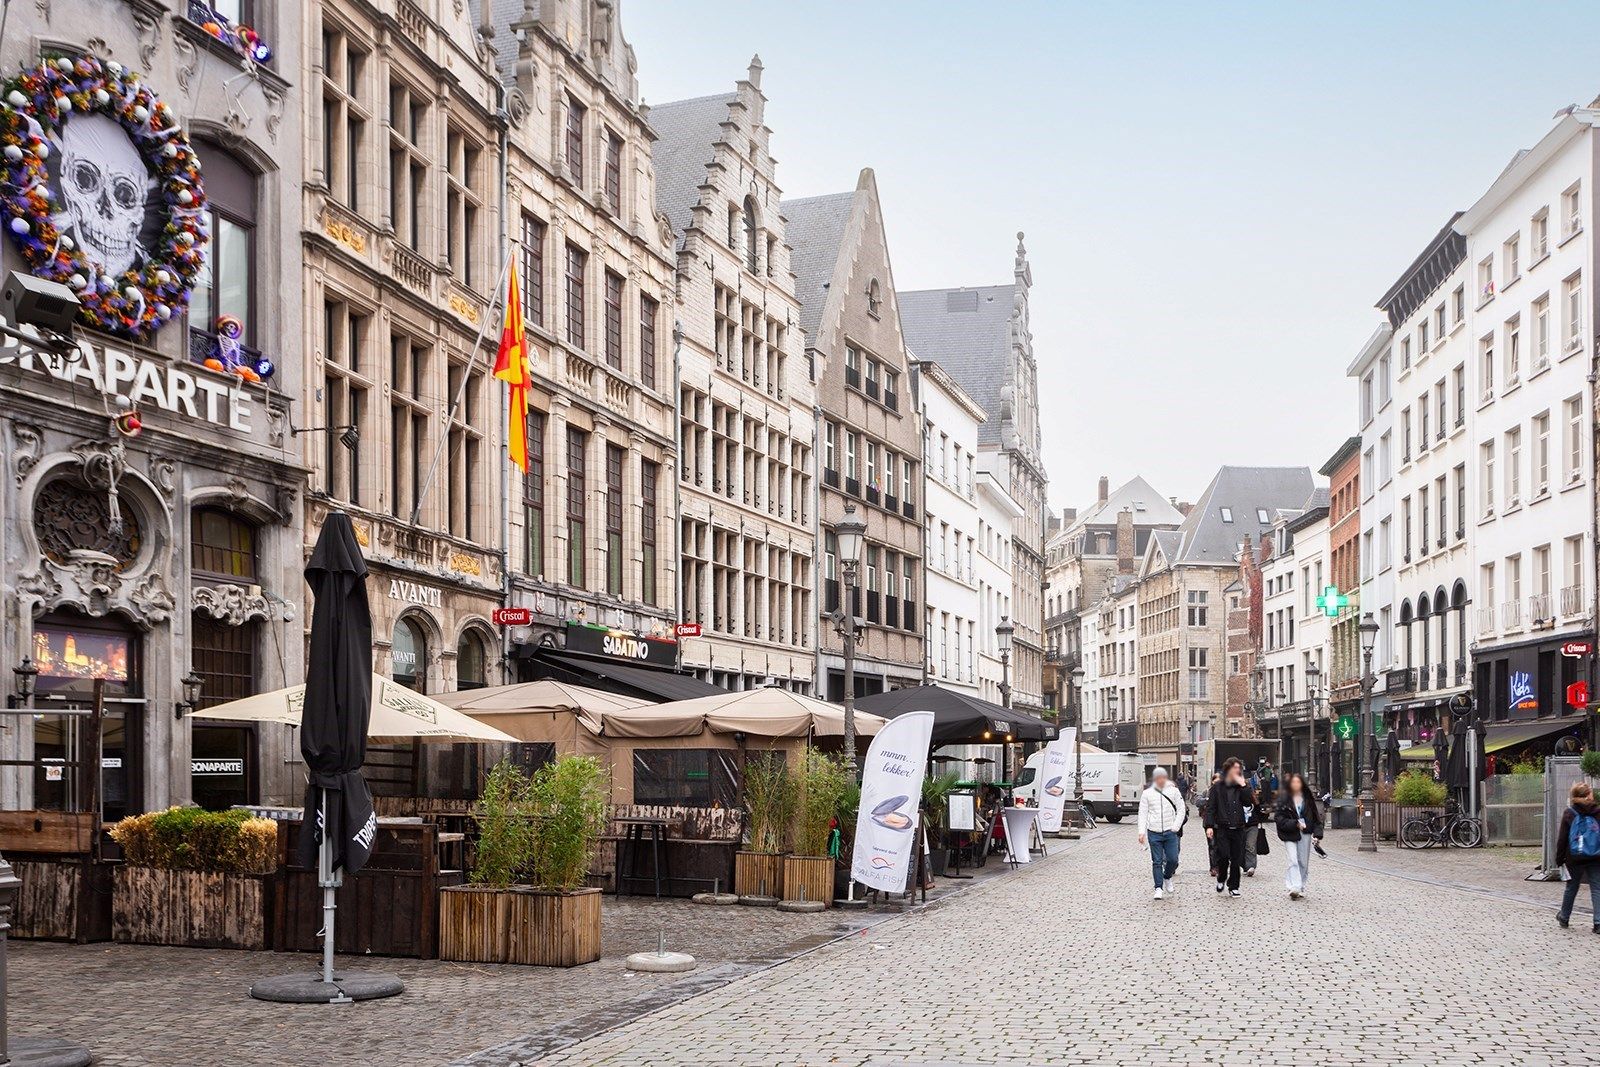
[975,466,1023,704]
[1457,112,1597,729]
[1350,324,1397,728]
[915,360,987,696]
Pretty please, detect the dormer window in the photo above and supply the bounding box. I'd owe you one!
[1220,508,1234,522]
[867,278,882,318]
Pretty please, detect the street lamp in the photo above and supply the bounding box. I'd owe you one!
[7,657,37,710]
[1305,662,1322,787]
[174,671,205,720]
[833,504,866,778]
[1358,612,1380,853]
[995,618,1015,783]
[1070,666,1086,820]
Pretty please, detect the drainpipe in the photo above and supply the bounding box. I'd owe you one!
[813,400,825,696]
[1588,349,1598,751]
[673,317,684,673]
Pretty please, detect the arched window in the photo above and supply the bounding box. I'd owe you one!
[1416,594,1431,679]
[1398,599,1413,671]
[456,630,488,690]
[393,617,426,693]
[189,139,256,350]
[867,278,882,317]
[742,196,758,274]
[191,507,258,581]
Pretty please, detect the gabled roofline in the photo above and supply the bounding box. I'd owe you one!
[1346,323,1393,378]
[1456,110,1600,234]
[1319,436,1362,477]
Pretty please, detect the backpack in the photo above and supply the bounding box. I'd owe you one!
[1570,810,1600,859]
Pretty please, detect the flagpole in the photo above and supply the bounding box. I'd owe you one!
[409,246,517,528]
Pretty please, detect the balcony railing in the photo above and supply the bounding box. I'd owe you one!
[1500,599,1523,630]
[1456,658,1468,686]
[1561,584,1586,616]
[1529,592,1554,625]
[1476,606,1496,636]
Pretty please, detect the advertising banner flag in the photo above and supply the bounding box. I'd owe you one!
[1035,728,1076,834]
[851,711,935,893]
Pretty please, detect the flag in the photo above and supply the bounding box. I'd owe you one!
[494,263,531,472]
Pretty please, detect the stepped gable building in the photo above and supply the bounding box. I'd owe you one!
[899,237,1049,712]
[785,170,925,699]
[651,57,816,693]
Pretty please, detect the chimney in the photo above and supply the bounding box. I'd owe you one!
[1098,476,1109,504]
[1116,507,1135,575]
[1173,497,1193,518]
[1062,507,1077,527]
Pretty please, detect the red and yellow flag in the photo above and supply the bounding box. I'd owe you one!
[494,263,531,472]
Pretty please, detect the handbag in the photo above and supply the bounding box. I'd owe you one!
[1255,825,1270,856]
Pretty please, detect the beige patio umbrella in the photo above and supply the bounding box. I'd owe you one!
[433,679,653,739]
[188,674,519,743]
[633,686,888,739]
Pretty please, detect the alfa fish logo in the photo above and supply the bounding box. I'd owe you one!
[1509,670,1537,711]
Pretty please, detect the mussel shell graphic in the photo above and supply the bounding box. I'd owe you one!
[1044,776,1065,797]
[871,795,909,816]
[869,794,913,831]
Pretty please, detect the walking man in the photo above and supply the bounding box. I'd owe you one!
[1138,766,1186,900]
[1204,757,1255,897]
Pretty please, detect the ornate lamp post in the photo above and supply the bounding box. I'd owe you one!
[1358,612,1380,853]
[833,504,867,778]
[1070,666,1085,826]
[174,671,204,720]
[1305,662,1322,787]
[6,658,36,711]
[995,617,1015,782]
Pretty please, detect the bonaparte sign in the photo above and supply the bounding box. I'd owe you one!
[564,622,677,669]
[1,319,259,432]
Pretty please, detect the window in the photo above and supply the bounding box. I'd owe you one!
[1535,544,1553,600]
[883,370,900,412]
[742,197,759,274]
[902,459,915,510]
[1506,427,1522,505]
[1562,181,1582,237]
[1480,440,1496,516]
[387,78,427,252]
[1378,351,1392,404]
[823,420,836,475]
[524,411,546,575]
[1507,554,1523,606]
[1565,395,1584,485]
[1379,433,1392,482]
[567,427,587,587]
[1479,335,1494,400]
[445,356,485,540]
[321,28,368,210]
[1360,374,1374,423]
[1478,255,1494,302]
[845,431,858,482]
[1533,208,1549,259]
[1504,233,1520,283]
[1454,464,1466,536]
[1188,648,1208,699]
[1256,508,1270,523]
[1418,395,1429,450]
[632,750,737,807]
[603,128,622,213]
[1434,303,1447,341]
[1418,486,1429,551]
[1418,319,1430,352]
[1452,285,1465,323]
[520,214,546,330]
[389,334,429,523]
[603,270,623,370]
[1219,508,1233,523]
[1534,411,1551,493]
[1566,535,1585,603]
[640,460,658,606]
[1505,315,1520,385]
[845,345,861,388]
[1565,273,1583,350]
[1400,336,1412,369]
[189,141,255,349]
[392,617,426,692]
[604,444,623,594]
[192,612,256,712]
[322,300,368,505]
[639,294,658,389]
[191,509,257,580]
[1401,496,1412,559]
[1186,590,1208,627]
[445,126,483,287]
[1379,517,1392,570]
[1401,408,1411,461]
[564,96,585,185]
[1480,564,1496,621]
[564,244,587,349]
[1533,294,1550,368]
[1361,448,1374,493]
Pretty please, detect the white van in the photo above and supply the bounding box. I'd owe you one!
[1012,750,1145,821]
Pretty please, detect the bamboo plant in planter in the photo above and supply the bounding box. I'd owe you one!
[440,756,607,967]
[920,773,959,878]
[735,752,794,898]
[107,806,277,949]
[784,750,848,906]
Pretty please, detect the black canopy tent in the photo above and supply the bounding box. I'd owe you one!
[530,649,724,704]
[855,684,1057,745]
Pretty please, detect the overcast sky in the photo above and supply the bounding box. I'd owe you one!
[627,0,1600,515]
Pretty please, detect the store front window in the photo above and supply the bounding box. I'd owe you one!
[29,613,142,821]
[393,617,426,692]
[456,630,488,690]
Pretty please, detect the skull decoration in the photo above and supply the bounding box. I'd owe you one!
[52,114,153,277]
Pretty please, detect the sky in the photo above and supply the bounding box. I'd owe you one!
[625,0,1600,515]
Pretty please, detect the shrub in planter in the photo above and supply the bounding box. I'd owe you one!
[472,759,537,889]
[784,750,848,904]
[107,807,277,949]
[1582,750,1600,779]
[1394,770,1446,808]
[736,752,795,898]
[920,773,959,877]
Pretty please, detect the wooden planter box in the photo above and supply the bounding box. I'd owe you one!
[782,855,832,906]
[112,866,270,950]
[438,885,602,967]
[734,850,784,897]
[9,856,113,943]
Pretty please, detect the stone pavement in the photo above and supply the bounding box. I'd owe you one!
[514,826,1583,1066]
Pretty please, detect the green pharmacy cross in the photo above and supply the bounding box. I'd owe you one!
[1316,585,1349,618]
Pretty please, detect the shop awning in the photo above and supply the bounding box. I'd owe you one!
[855,684,1058,744]
[1401,716,1586,760]
[534,650,724,704]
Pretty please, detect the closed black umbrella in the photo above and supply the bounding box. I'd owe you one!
[297,511,377,877]
[1433,726,1452,782]
[1443,719,1468,791]
[1383,730,1402,783]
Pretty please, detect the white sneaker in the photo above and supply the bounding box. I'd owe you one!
[1289,890,1301,900]
[1215,882,1225,893]
[1152,888,1164,900]
[1245,867,1256,877]
[1163,879,1175,894]
[1228,889,1241,897]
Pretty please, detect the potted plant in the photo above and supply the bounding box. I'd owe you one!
[440,756,607,967]
[735,751,794,899]
[920,773,959,878]
[107,806,277,949]
[833,776,861,900]
[1581,750,1600,781]
[784,750,848,906]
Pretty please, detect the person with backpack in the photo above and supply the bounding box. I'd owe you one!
[1273,772,1323,899]
[1203,757,1255,896]
[1137,766,1187,900]
[1555,781,1600,933]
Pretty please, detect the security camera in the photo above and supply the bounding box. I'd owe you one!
[2,270,80,335]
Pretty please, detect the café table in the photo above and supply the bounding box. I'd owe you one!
[1000,807,1041,866]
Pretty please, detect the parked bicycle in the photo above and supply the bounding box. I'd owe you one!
[1074,800,1098,829]
[1399,802,1483,849]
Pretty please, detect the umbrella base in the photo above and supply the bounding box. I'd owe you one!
[249,971,404,1004]
[5,1036,93,1067]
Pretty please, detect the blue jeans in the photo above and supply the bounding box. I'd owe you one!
[1148,830,1180,889]
[1559,864,1600,928]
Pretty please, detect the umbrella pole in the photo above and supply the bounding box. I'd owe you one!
[318,793,351,1003]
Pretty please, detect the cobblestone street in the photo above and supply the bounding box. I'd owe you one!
[12,825,1591,1065]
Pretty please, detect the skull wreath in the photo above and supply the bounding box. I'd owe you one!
[0,53,207,337]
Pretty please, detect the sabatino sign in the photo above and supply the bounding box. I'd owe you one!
[564,622,677,669]
[0,317,259,432]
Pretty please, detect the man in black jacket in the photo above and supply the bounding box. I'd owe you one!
[1203,757,1255,896]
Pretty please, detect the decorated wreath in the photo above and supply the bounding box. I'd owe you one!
[0,53,207,338]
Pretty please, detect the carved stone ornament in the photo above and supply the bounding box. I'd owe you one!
[192,583,270,626]
[262,84,285,143]
[148,455,177,499]
[12,423,43,486]
[174,32,199,94]
[129,571,175,627]
[132,8,161,71]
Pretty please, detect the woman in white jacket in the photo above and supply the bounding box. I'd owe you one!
[1137,766,1187,900]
